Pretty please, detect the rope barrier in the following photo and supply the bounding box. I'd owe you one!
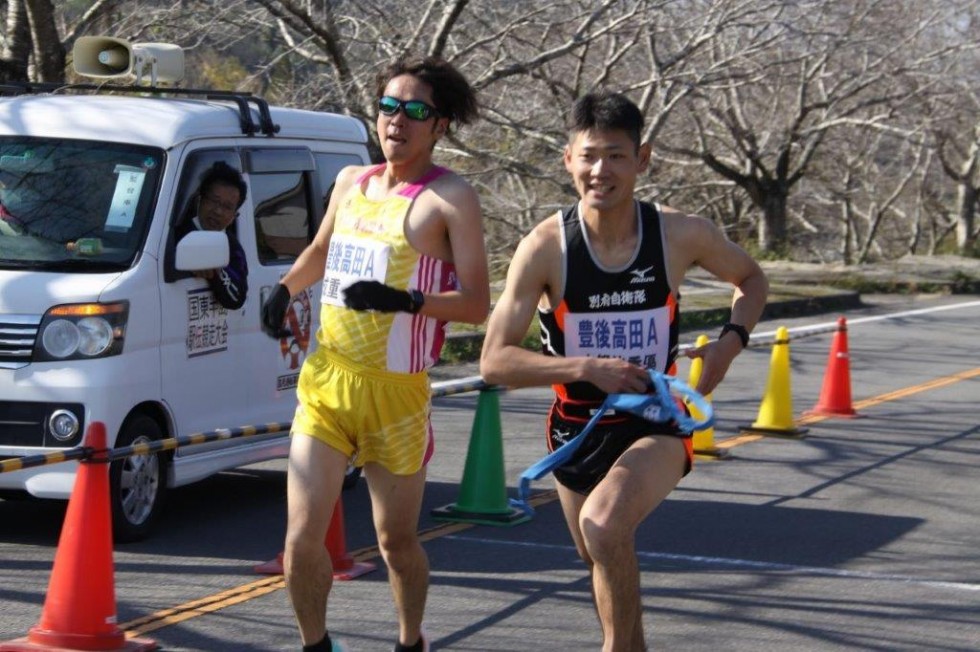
[104,422,292,462]
[0,423,294,474]
[432,375,490,397]
[0,447,92,474]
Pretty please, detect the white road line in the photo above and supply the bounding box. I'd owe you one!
[445,535,980,593]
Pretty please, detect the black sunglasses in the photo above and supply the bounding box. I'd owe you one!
[378,96,439,121]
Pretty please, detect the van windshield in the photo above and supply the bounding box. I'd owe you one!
[0,137,164,271]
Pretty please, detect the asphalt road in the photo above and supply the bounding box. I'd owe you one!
[2,294,979,651]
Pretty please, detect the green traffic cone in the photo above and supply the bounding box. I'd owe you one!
[431,388,530,526]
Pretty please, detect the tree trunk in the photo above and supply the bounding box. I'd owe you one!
[756,190,788,252]
[0,0,32,82]
[955,182,977,253]
[25,0,65,83]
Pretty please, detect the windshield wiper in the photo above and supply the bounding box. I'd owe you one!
[0,259,37,269]
[14,258,130,272]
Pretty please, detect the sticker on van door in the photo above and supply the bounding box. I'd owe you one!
[275,288,312,391]
[186,287,229,357]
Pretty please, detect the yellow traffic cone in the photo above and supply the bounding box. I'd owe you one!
[687,334,728,459]
[740,326,807,437]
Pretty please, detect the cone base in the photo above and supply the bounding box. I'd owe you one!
[739,424,809,439]
[804,407,861,418]
[694,447,731,460]
[254,554,285,575]
[332,560,377,581]
[1,635,158,651]
[254,553,377,580]
[431,503,531,527]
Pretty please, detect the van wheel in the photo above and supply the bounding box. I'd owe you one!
[110,415,166,543]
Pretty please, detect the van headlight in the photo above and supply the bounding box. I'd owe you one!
[35,302,128,361]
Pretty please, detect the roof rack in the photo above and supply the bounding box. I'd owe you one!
[0,81,280,137]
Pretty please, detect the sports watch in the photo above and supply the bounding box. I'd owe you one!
[719,322,750,349]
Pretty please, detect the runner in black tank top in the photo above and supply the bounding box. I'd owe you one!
[481,91,768,651]
[538,200,687,493]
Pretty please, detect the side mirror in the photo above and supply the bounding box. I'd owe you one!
[175,230,229,271]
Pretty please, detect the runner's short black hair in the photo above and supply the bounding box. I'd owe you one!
[567,92,644,151]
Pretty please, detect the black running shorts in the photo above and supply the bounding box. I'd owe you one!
[547,399,693,495]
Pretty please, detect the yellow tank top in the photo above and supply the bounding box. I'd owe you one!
[318,164,458,373]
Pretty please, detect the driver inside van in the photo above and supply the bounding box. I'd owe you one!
[176,161,249,310]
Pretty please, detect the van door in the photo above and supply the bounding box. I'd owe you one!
[160,147,365,462]
[244,150,368,414]
[160,149,249,442]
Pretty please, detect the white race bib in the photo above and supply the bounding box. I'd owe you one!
[564,306,670,371]
[320,234,390,307]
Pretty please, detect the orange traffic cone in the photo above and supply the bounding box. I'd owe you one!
[254,498,375,580]
[740,326,808,438]
[687,334,728,459]
[0,422,157,651]
[325,499,375,580]
[805,317,860,418]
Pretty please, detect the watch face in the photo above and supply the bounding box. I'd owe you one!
[409,289,425,313]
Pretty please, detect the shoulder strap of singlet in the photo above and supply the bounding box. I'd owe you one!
[638,200,674,294]
[352,164,450,199]
[397,165,450,199]
[556,204,578,305]
[355,163,387,185]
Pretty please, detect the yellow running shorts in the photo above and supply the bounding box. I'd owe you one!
[292,347,433,475]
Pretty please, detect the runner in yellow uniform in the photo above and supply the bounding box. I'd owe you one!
[261,57,488,652]
[295,163,457,474]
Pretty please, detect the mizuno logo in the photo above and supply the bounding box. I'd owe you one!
[553,428,572,442]
[629,266,656,284]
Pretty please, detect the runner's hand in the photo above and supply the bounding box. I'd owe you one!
[342,280,422,313]
[261,283,291,338]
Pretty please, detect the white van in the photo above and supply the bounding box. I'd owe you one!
[0,38,372,540]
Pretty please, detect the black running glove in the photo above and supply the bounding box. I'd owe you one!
[342,280,424,314]
[261,283,292,338]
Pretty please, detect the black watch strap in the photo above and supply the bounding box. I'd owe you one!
[407,289,425,314]
[720,322,749,349]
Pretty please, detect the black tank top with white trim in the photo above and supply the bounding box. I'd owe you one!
[537,200,680,408]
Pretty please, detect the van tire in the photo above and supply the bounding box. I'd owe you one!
[110,414,167,543]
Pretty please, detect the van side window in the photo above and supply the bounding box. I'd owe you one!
[251,171,313,263]
[313,153,363,228]
[172,150,243,230]
[164,149,243,283]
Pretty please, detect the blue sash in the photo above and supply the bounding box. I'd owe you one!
[510,370,713,516]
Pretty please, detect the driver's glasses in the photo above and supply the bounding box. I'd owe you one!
[201,194,238,216]
[378,96,438,121]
